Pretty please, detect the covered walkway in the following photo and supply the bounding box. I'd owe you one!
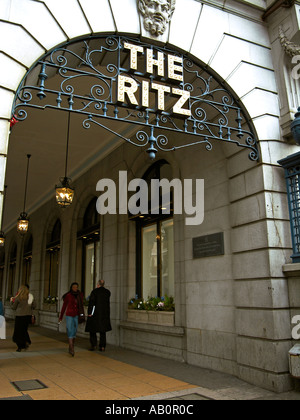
[0,321,299,401]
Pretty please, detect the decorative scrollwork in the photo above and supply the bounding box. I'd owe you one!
[12,35,259,162]
[135,130,150,146]
[156,134,171,151]
[14,108,27,121]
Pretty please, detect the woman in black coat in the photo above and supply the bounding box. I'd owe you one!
[85,280,112,351]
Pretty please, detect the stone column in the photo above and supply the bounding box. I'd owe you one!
[230,148,294,392]
[283,264,300,332]
[283,263,300,387]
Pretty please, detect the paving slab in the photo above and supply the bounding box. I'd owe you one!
[0,321,299,400]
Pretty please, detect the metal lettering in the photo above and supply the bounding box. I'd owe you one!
[142,80,150,108]
[117,75,139,105]
[152,82,171,110]
[172,88,191,116]
[124,42,144,70]
[168,55,183,81]
[146,48,165,77]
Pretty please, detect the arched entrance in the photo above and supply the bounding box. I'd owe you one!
[3,33,260,380]
[5,34,259,237]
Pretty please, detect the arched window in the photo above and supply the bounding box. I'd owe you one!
[77,198,100,298]
[8,242,17,297]
[44,220,61,301]
[23,234,33,286]
[0,251,5,298]
[134,161,175,299]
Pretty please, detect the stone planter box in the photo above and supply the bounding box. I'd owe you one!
[42,303,58,312]
[39,310,59,330]
[127,309,175,326]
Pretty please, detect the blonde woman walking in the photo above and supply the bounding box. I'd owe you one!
[10,285,36,352]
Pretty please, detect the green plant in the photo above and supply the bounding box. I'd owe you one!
[44,296,58,305]
[83,296,90,307]
[128,295,175,312]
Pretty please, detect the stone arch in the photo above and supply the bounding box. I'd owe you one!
[11,34,260,164]
[42,212,62,248]
[3,28,262,244]
[67,186,100,283]
[73,190,100,236]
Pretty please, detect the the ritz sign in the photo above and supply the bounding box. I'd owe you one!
[117,42,191,117]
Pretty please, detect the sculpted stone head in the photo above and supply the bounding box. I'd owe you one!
[138,0,176,36]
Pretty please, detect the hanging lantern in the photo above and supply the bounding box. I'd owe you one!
[55,111,75,207]
[0,231,5,246]
[17,155,31,236]
[17,212,29,236]
[55,177,75,208]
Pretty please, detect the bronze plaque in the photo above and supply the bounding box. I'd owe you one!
[193,233,224,259]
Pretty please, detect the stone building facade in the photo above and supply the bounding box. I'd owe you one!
[0,0,300,393]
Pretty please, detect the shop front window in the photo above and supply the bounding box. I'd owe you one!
[134,161,175,299]
[22,234,33,287]
[44,220,61,300]
[141,218,174,298]
[77,198,100,298]
[0,251,4,297]
[83,240,100,299]
[8,243,17,298]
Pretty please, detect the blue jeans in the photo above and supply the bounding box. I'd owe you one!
[66,316,78,339]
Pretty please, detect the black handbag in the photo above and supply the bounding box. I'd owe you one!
[78,313,85,324]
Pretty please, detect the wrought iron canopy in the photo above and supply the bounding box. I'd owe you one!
[12,36,259,162]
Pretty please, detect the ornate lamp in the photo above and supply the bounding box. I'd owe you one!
[17,212,29,235]
[17,154,31,236]
[55,112,74,208]
[55,177,74,207]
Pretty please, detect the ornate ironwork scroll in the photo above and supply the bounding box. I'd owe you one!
[12,36,259,161]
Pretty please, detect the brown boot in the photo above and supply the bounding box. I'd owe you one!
[68,338,74,357]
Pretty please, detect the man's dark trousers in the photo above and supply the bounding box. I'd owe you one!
[90,332,106,349]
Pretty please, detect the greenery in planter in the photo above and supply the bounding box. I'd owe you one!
[128,295,175,312]
[83,297,90,307]
[43,296,58,305]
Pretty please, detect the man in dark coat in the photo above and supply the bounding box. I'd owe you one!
[85,280,112,351]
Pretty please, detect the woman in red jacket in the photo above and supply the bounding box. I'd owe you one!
[58,283,85,356]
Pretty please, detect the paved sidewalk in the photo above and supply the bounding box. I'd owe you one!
[0,322,299,400]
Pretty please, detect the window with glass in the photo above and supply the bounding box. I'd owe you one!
[8,243,17,298]
[77,198,100,298]
[44,220,61,300]
[22,234,32,287]
[0,251,5,297]
[133,161,175,299]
